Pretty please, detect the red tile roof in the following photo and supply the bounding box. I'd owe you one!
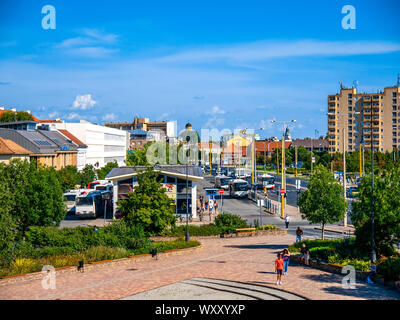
[255,140,292,152]
[58,129,86,147]
[0,137,31,155]
[39,120,63,123]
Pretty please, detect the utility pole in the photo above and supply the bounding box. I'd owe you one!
[343,116,347,227]
[281,130,285,218]
[370,102,376,262]
[295,145,298,178]
[310,138,313,175]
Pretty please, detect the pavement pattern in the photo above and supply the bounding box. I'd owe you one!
[1,234,399,300]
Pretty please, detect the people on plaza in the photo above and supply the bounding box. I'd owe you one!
[275,253,284,285]
[296,227,303,242]
[282,248,291,275]
[208,199,214,221]
[199,194,204,207]
[367,261,377,284]
[214,199,218,215]
[285,215,290,229]
[300,243,308,264]
[94,225,98,233]
[304,248,310,266]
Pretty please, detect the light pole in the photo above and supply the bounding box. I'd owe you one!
[271,120,296,218]
[242,128,264,184]
[185,136,190,242]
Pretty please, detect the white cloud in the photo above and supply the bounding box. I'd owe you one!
[207,105,226,115]
[72,94,97,110]
[159,40,400,64]
[48,111,59,118]
[102,113,117,121]
[66,113,81,120]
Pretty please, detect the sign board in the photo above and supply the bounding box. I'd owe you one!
[205,188,219,196]
[312,157,316,163]
[257,199,264,207]
[280,188,285,195]
[295,179,301,190]
[219,189,224,194]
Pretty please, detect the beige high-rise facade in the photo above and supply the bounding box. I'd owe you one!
[328,80,400,154]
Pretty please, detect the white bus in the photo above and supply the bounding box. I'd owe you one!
[214,175,232,190]
[257,173,275,190]
[229,179,249,198]
[234,168,251,179]
[75,190,112,219]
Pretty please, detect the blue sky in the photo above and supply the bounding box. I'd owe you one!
[0,0,400,139]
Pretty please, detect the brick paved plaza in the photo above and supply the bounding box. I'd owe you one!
[1,234,399,300]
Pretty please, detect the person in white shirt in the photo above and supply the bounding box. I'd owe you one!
[284,215,290,229]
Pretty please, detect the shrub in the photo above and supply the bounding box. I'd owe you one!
[309,247,336,261]
[327,254,371,271]
[153,239,200,252]
[257,224,277,231]
[163,224,222,237]
[9,258,40,275]
[377,256,400,281]
[214,213,248,233]
[84,246,130,262]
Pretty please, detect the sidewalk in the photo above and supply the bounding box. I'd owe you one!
[1,234,398,300]
[314,224,355,235]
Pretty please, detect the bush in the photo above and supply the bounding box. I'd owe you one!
[257,224,277,231]
[9,258,40,275]
[377,256,400,281]
[163,224,222,237]
[327,254,371,271]
[84,246,130,262]
[153,239,200,252]
[214,213,248,233]
[309,247,336,261]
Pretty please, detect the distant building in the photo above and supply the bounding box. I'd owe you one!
[290,138,328,152]
[104,117,176,142]
[52,120,129,168]
[0,126,78,169]
[255,140,292,159]
[106,165,203,218]
[0,137,31,164]
[328,78,400,153]
[128,129,163,150]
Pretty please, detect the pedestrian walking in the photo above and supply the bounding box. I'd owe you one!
[282,248,290,275]
[199,194,204,207]
[208,199,214,221]
[284,215,290,229]
[275,253,284,285]
[367,261,377,284]
[296,227,303,242]
[214,199,218,215]
[94,225,98,233]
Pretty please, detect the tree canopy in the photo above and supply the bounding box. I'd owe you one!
[117,167,176,235]
[0,111,34,122]
[298,164,348,239]
[351,165,400,257]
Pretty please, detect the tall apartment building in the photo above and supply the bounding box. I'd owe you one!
[328,78,400,154]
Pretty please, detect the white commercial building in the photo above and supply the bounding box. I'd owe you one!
[52,120,129,168]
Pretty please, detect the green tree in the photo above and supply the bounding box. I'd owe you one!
[0,159,66,234]
[0,111,34,122]
[79,164,97,188]
[298,164,348,239]
[0,180,17,258]
[351,165,400,257]
[58,165,80,191]
[117,167,176,235]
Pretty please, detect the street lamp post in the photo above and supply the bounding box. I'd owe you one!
[185,136,190,242]
[271,120,296,219]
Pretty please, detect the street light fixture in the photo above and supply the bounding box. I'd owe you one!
[270,119,296,218]
[185,135,190,242]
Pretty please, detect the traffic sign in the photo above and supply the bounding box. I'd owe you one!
[205,188,218,196]
[219,189,224,194]
[280,188,285,195]
[257,199,265,207]
[312,157,316,163]
[295,179,301,190]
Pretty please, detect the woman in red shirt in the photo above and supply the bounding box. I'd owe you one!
[275,253,284,285]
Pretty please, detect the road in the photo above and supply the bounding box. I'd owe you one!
[198,175,350,240]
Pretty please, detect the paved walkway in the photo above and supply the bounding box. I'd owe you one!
[1,234,399,300]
